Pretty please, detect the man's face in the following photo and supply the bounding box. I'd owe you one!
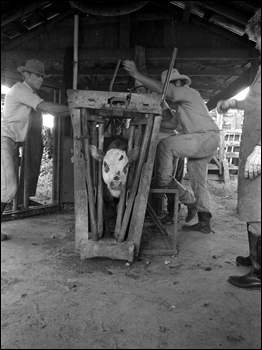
[172,80,182,87]
[24,72,44,91]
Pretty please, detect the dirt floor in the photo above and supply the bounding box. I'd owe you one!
[1,179,261,349]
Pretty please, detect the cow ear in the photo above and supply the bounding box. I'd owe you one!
[89,145,104,161]
[127,147,140,162]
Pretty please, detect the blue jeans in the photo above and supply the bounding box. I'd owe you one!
[156,131,220,212]
[1,137,18,203]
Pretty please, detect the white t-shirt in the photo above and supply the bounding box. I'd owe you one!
[1,82,43,142]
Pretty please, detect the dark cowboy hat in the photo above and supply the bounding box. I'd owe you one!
[17,59,50,77]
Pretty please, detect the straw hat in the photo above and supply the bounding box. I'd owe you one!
[17,59,50,77]
[161,68,191,85]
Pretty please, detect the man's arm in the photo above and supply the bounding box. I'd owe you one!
[123,60,175,100]
[217,99,245,113]
[37,101,70,118]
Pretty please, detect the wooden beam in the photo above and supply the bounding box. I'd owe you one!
[1,10,74,51]
[190,15,252,48]
[1,1,51,28]
[194,1,250,26]
[182,1,194,23]
[1,47,255,63]
[154,1,253,48]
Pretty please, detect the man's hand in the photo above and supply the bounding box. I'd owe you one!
[122,60,138,78]
[244,145,261,179]
[217,99,237,113]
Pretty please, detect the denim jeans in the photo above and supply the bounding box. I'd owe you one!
[156,131,220,212]
[1,137,18,203]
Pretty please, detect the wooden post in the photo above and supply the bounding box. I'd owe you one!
[97,124,104,239]
[90,121,98,194]
[72,109,89,250]
[73,14,79,90]
[115,125,135,240]
[81,109,98,241]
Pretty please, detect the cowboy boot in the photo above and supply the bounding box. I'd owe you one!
[236,227,252,267]
[1,202,8,241]
[227,233,261,290]
[182,211,213,234]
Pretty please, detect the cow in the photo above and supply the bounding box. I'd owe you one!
[89,138,140,234]
[89,138,139,198]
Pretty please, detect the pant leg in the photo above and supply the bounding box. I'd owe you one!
[156,137,195,204]
[1,137,18,203]
[156,131,219,211]
[187,156,213,212]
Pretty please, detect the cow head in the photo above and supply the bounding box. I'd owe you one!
[89,145,140,198]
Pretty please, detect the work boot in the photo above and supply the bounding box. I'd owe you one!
[1,202,8,241]
[236,229,252,267]
[182,211,213,234]
[228,233,261,290]
[185,201,197,222]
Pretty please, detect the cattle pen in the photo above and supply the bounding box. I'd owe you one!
[67,89,179,261]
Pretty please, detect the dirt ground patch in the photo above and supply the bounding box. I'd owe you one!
[1,180,261,349]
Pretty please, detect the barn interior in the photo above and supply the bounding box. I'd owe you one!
[1,0,261,213]
[1,2,261,349]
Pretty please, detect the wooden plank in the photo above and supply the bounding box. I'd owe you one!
[222,159,230,184]
[182,1,194,23]
[81,109,98,241]
[72,109,89,251]
[80,238,135,262]
[226,152,239,158]
[114,126,135,239]
[97,124,104,239]
[67,90,162,115]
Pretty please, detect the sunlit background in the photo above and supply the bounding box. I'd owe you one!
[1,84,250,129]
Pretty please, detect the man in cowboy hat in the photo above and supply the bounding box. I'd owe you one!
[123,61,220,233]
[1,59,70,241]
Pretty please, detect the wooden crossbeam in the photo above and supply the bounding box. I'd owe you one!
[1,1,51,28]
[1,10,74,51]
